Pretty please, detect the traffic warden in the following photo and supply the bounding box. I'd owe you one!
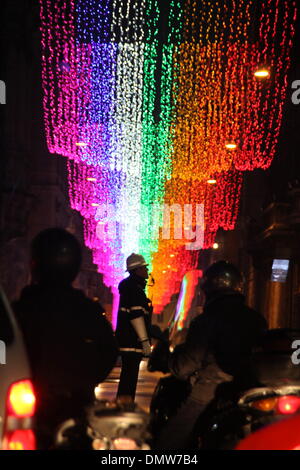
[115,253,153,403]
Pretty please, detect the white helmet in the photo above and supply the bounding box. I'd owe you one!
[126,253,148,272]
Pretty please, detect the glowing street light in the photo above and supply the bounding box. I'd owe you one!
[76,142,89,147]
[207,179,217,184]
[225,142,237,150]
[213,242,219,250]
[254,68,270,78]
[86,177,97,182]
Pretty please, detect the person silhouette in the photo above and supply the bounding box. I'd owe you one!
[115,253,153,403]
[14,228,118,448]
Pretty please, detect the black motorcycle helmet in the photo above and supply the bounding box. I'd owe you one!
[31,228,82,285]
[201,260,244,300]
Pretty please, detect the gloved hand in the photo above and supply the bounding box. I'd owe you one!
[141,339,151,357]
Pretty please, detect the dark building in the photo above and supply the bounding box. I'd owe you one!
[0,0,112,314]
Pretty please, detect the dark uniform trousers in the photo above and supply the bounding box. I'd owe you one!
[117,352,143,399]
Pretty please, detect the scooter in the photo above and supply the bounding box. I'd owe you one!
[149,328,300,450]
[194,381,300,449]
[54,400,151,450]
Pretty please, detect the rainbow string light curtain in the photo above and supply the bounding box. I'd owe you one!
[40,0,297,322]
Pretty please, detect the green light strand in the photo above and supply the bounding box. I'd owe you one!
[139,0,183,264]
[139,0,160,263]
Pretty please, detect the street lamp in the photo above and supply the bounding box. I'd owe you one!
[225,142,237,150]
[76,142,89,147]
[254,68,270,78]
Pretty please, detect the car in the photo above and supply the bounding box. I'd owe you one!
[0,286,36,450]
[235,412,300,450]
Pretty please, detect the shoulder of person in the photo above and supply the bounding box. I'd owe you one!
[120,277,145,299]
[246,305,268,327]
[91,299,107,319]
[189,310,211,329]
[185,313,211,345]
[13,285,40,306]
[12,285,43,323]
[72,288,106,315]
[118,276,134,293]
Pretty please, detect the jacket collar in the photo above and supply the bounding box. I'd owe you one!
[204,290,245,309]
[129,272,147,289]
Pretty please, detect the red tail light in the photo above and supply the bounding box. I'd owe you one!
[248,395,300,416]
[2,430,36,450]
[277,396,300,415]
[2,380,37,450]
[7,380,36,418]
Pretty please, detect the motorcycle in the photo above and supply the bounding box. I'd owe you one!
[235,409,300,450]
[149,328,300,450]
[52,325,167,451]
[54,400,151,450]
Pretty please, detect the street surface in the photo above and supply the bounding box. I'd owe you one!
[95,359,165,412]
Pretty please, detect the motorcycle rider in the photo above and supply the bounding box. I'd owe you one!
[115,253,153,403]
[13,228,118,449]
[155,260,268,449]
